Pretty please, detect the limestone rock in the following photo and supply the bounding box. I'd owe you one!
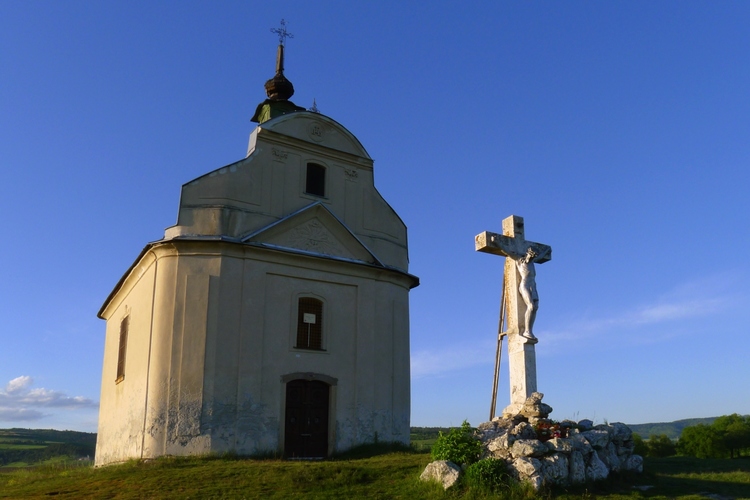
[561,419,578,429]
[420,460,461,490]
[609,422,632,444]
[597,442,621,472]
[485,433,511,459]
[617,439,636,456]
[520,392,553,419]
[569,433,594,454]
[623,454,644,473]
[581,429,610,450]
[545,437,573,453]
[577,419,594,431]
[585,451,609,482]
[569,450,586,484]
[541,453,569,486]
[510,456,542,479]
[474,403,641,490]
[509,421,537,441]
[511,439,548,458]
[477,419,512,443]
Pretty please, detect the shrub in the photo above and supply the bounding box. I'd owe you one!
[632,433,648,456]
[647,434,677,457]
[430,420,481,465]
[463,458,509,492]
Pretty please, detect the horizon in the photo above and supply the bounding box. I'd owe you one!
[0,413,731,435]
[2,2,749,433]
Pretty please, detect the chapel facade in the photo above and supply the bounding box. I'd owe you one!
[94,42,419,466]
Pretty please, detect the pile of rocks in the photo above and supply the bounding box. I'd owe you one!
[420,393,643,490]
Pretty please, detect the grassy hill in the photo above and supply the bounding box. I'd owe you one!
[0,450,749,499]
[1,422,749,498]
[0,428,96,468]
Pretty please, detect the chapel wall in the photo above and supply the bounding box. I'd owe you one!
[166,114,409,272]
[140,252,179,459]
[95,260,157,466]
[133,243,413,457]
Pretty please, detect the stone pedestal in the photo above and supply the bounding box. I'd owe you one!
[501,243,539,416]
[503,334,538,415]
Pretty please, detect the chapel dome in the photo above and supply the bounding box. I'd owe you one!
[251,38,305,124]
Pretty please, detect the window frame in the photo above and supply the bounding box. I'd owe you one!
[115,315,129,383]
[304,163,326,198]
[295,297,325,351]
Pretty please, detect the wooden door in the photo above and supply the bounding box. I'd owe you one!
[284,379,329,458]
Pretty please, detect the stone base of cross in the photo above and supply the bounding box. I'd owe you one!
[475,215,551,418]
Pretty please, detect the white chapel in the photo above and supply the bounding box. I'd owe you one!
[94,40,419,465]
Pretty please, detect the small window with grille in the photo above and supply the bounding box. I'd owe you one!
[296,298,323,350]
[116,315,129,383]
[305,163,326,197]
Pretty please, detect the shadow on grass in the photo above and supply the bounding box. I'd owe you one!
[113,441,422,468]
[552,457,750,500]
[643,456,750,499]
[330,441,421,460]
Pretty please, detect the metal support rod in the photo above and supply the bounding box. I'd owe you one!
[489,267,508,420]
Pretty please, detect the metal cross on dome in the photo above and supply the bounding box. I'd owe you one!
[271,19,294,46]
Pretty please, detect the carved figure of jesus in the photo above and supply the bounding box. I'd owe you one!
[514,246,549,340]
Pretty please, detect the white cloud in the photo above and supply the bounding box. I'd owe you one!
[412,272,746,375]
[543,271,743,348]
[5,375,33,394]
[0,376,98,422]
[0,408,45,421]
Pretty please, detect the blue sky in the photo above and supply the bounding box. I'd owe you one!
[1,1,749,433]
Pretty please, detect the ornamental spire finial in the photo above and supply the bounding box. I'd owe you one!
[251,19,305,123]
[270,19,294,47]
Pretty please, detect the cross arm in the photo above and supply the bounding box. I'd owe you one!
[475,231,516,257]
[475,231,552,263]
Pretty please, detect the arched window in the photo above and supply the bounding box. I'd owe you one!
[115,315,129,383]
[305,163,326,197]
[296,298,323,350]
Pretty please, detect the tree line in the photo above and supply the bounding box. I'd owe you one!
[0,442,94,466]
[634,413,750,459]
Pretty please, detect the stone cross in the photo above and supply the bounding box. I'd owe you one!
[475,215,551,416]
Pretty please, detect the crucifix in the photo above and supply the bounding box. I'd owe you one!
[475,215,552,419]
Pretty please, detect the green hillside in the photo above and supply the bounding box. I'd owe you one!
[1,452,749,499]
[0,428,96,468]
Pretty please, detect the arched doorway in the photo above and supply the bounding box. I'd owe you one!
[284,379,329,458]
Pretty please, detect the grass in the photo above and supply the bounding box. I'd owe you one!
[0,450,749,499]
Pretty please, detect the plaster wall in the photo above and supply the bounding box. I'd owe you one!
[95,254,157,466]
[97,242,411,464]
[165,113,408,272]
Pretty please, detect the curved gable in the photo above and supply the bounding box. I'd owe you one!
[258,111,371,159]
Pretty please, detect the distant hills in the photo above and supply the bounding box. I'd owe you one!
[413,417,722,442]
[0,428,96,468]
[627,417,718,440]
